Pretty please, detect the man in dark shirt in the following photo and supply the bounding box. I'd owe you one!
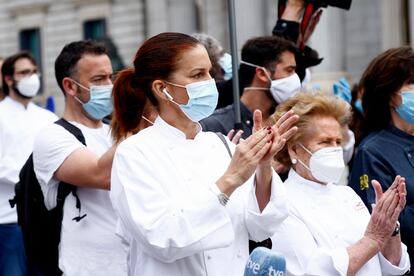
[212,0,322,111]
[201,35,298,139]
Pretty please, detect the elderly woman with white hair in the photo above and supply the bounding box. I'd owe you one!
[270,92,410,275]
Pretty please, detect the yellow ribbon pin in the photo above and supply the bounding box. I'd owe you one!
[360,174,369,190]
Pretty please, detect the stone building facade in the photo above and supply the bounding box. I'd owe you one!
[0,0,412,114]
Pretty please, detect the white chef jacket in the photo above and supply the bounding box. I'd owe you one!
[271,169,410,276]
[0,96,57,224]
[110,116,288,276]
[33,121,127,276]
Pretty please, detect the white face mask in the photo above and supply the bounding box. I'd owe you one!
[16,74,40,97]
[297,143,345,184]
[218,53,232,81]
[266,73,301,104]
[240,60,301,104]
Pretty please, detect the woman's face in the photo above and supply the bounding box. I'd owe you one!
[391,82,414,109]
[289,115,343,183]
[164,44,212,105]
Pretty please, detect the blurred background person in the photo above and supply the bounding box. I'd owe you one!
[349,46,414,272]
[0,51,57,276]
[201,35,298,141]
[212,0,323,113]
[347,82,364,168]
[191,33,233,109]
[0,57,4,100]
[271,92,410,275]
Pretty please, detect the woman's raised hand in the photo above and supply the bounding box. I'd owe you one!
[227,129,244,145]
[364,176,407,250]
[218,128,273,192]
[252,109,299,166]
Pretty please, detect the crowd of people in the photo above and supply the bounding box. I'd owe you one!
[0,0,413,276]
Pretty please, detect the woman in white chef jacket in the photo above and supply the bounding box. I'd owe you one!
[109,32,299,276]
[270,92,410,276]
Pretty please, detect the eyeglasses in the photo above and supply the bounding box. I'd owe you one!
[14,68,40,78]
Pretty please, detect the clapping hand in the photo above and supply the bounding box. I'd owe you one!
[365,176,406,250]
[252,109,299,166]
[227,129,244,144]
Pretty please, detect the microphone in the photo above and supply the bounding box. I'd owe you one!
[244,247,286,276]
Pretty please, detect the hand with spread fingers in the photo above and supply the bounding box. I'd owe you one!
[216,127,273,198]
[227,129,244,145]
[365,176,406,248]
[252,109,299,166]
[251,109,298,211]
[364,176,406,265]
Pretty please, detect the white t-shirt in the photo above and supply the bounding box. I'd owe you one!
[110,116,289,276]
[0,97,57,224]
[33,121,127,276]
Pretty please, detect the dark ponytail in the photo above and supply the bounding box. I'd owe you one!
[111,68,147,143]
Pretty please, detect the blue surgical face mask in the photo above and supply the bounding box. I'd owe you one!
[218,53,232,81]
[396,91,414,124]
[164,78,218,122]
[354,99,363,114]
[73,80,113,120]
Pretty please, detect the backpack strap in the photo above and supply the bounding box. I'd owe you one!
[215,132,232,158]
[55,118,86,146]
[54,118,87,222]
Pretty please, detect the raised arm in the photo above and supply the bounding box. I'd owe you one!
[347,176,408,275]
[54,144,116,190]
[253,109,298,211]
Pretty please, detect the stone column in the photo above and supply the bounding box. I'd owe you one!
[144,0,169,37]
[380,0,403,50]
[308,7,347,90]
[408,0,414,46]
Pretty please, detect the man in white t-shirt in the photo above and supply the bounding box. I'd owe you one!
[32,40,127,275]
[0,51,58,275]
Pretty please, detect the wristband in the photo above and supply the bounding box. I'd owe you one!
[209,184,230,206]
[392,221,400,237]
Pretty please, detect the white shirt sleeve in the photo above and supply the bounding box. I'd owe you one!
[110,142,235,263]
[33,124,85,210]
[244,170,289,242]
[272,215,349,276]
[0,120,19,185]
[378,243,411,275]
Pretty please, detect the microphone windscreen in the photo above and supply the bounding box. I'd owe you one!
[244,246,286,276]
